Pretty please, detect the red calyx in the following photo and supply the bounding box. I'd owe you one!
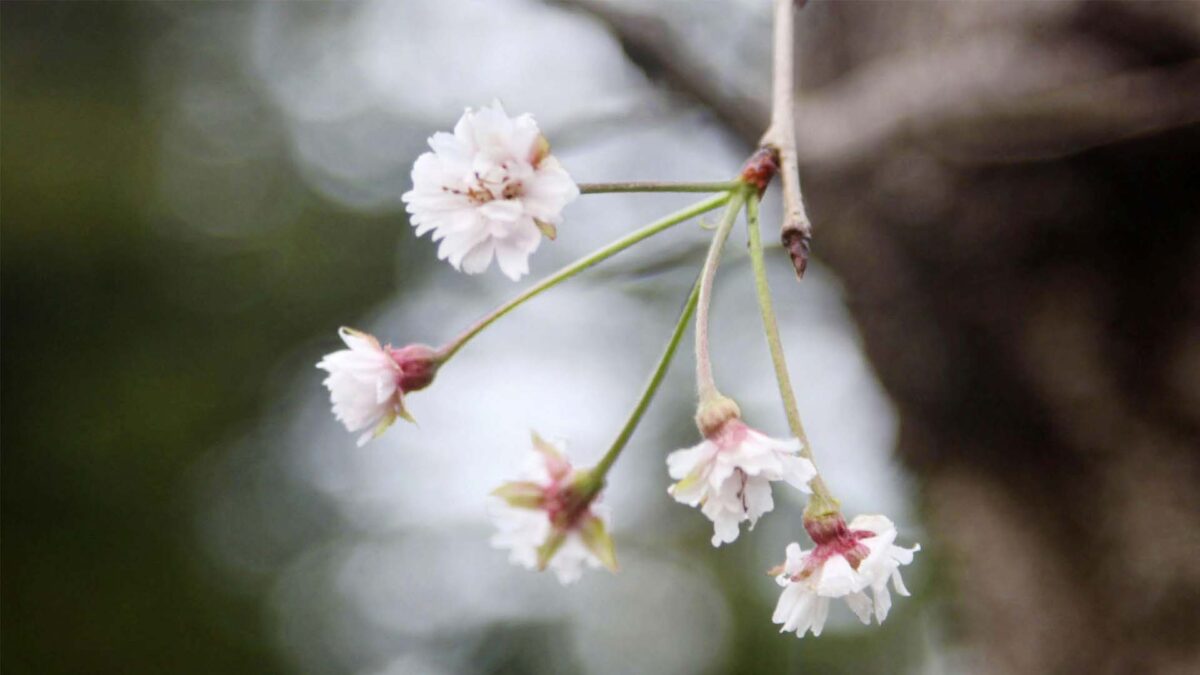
[388,344,440,392]
[739,147,780,197]
[543,479,592,531]
[803,514,871,571]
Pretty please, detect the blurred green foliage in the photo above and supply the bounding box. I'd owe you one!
[1,3,423,672]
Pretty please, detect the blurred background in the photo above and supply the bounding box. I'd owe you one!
[3,1,1198,674]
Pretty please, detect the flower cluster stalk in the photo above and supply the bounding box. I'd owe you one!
[581,277,702,496]
[580,181,742,195]
[694,188,750,403]
[745,195,838,516]
[437,192,732,362]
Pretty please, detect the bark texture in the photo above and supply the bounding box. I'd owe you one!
[576,1,1200,671]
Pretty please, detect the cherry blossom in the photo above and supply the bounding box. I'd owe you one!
[402,101,579,281]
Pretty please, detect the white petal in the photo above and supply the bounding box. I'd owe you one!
[773,583,803,624]
[494,242,531,281]
[845,591,874,624]
[849,514,896,539]
[743,476,774,523]
[427,131,469,163]
[891,542,920,567]
[337,326,381,353]
[479,199,524,223]
[508,113,541,160]
[548,535,592,585]
[816,555,860,597]
[488,502,551,572]
[666,441,715,480]
[459,240,495,275]
[809,597,830,637]
[710,511,741,547]
[872,582,893,623]
[785,543,806,575]
[781,590,815,634]
[780,456,817,492]
[890,566,911,597]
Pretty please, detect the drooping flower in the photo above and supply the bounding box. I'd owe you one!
[489,433,617,584]
[316,327,439,446]
[667,397,816,547]
[772,514,920,638]
[402,101,579,281]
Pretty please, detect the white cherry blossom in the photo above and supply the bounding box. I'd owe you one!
[316,327,438,446]
[667,418,815,547]
[489,434,616,584]
[402,101,579,281]
[772,514,919,638]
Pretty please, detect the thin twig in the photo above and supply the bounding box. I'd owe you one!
[437,193,730,361]
[745,194,838,515]
[759,0,813,279]
[587,277,701,486]
[694,191,748,403]
[579,181,741,194]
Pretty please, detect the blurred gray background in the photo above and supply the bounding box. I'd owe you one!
[4,1,1198,674]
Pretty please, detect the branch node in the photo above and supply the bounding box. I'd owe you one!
[739,147,780,197]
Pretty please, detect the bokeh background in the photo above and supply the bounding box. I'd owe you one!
[4,1,1198,674]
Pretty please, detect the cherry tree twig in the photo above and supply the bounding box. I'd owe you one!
[759,0,813,279]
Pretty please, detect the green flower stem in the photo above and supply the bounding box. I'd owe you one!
[437,192,731,362]
[579,181,742,195]
[584,277,701,492]
[745,195,839,515]
[694,187,750,404]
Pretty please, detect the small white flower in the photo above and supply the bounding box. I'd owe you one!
[402,101,579,281]
[489,434,617,584]
[316,327,438,446]
[772,514,919,638]
[847,514,921,624]
[667,418,816,546]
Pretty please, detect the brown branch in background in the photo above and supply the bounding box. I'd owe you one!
[551,0,767,141]
[562,0,1200,170]
[758,0,812,279]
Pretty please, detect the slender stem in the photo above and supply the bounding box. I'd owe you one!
[437,192,731,362]
[760,0,814,279]
[580,181,742,195]
[745,195,838,512]
[694,188,749,403]
[587,277,701,487]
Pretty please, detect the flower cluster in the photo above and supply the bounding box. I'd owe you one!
[402,101,579,281]
[489,434,616,584]
[316,98,922,642]
[772,514,920,637]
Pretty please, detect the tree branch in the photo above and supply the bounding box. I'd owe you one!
[759,0,813,279]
